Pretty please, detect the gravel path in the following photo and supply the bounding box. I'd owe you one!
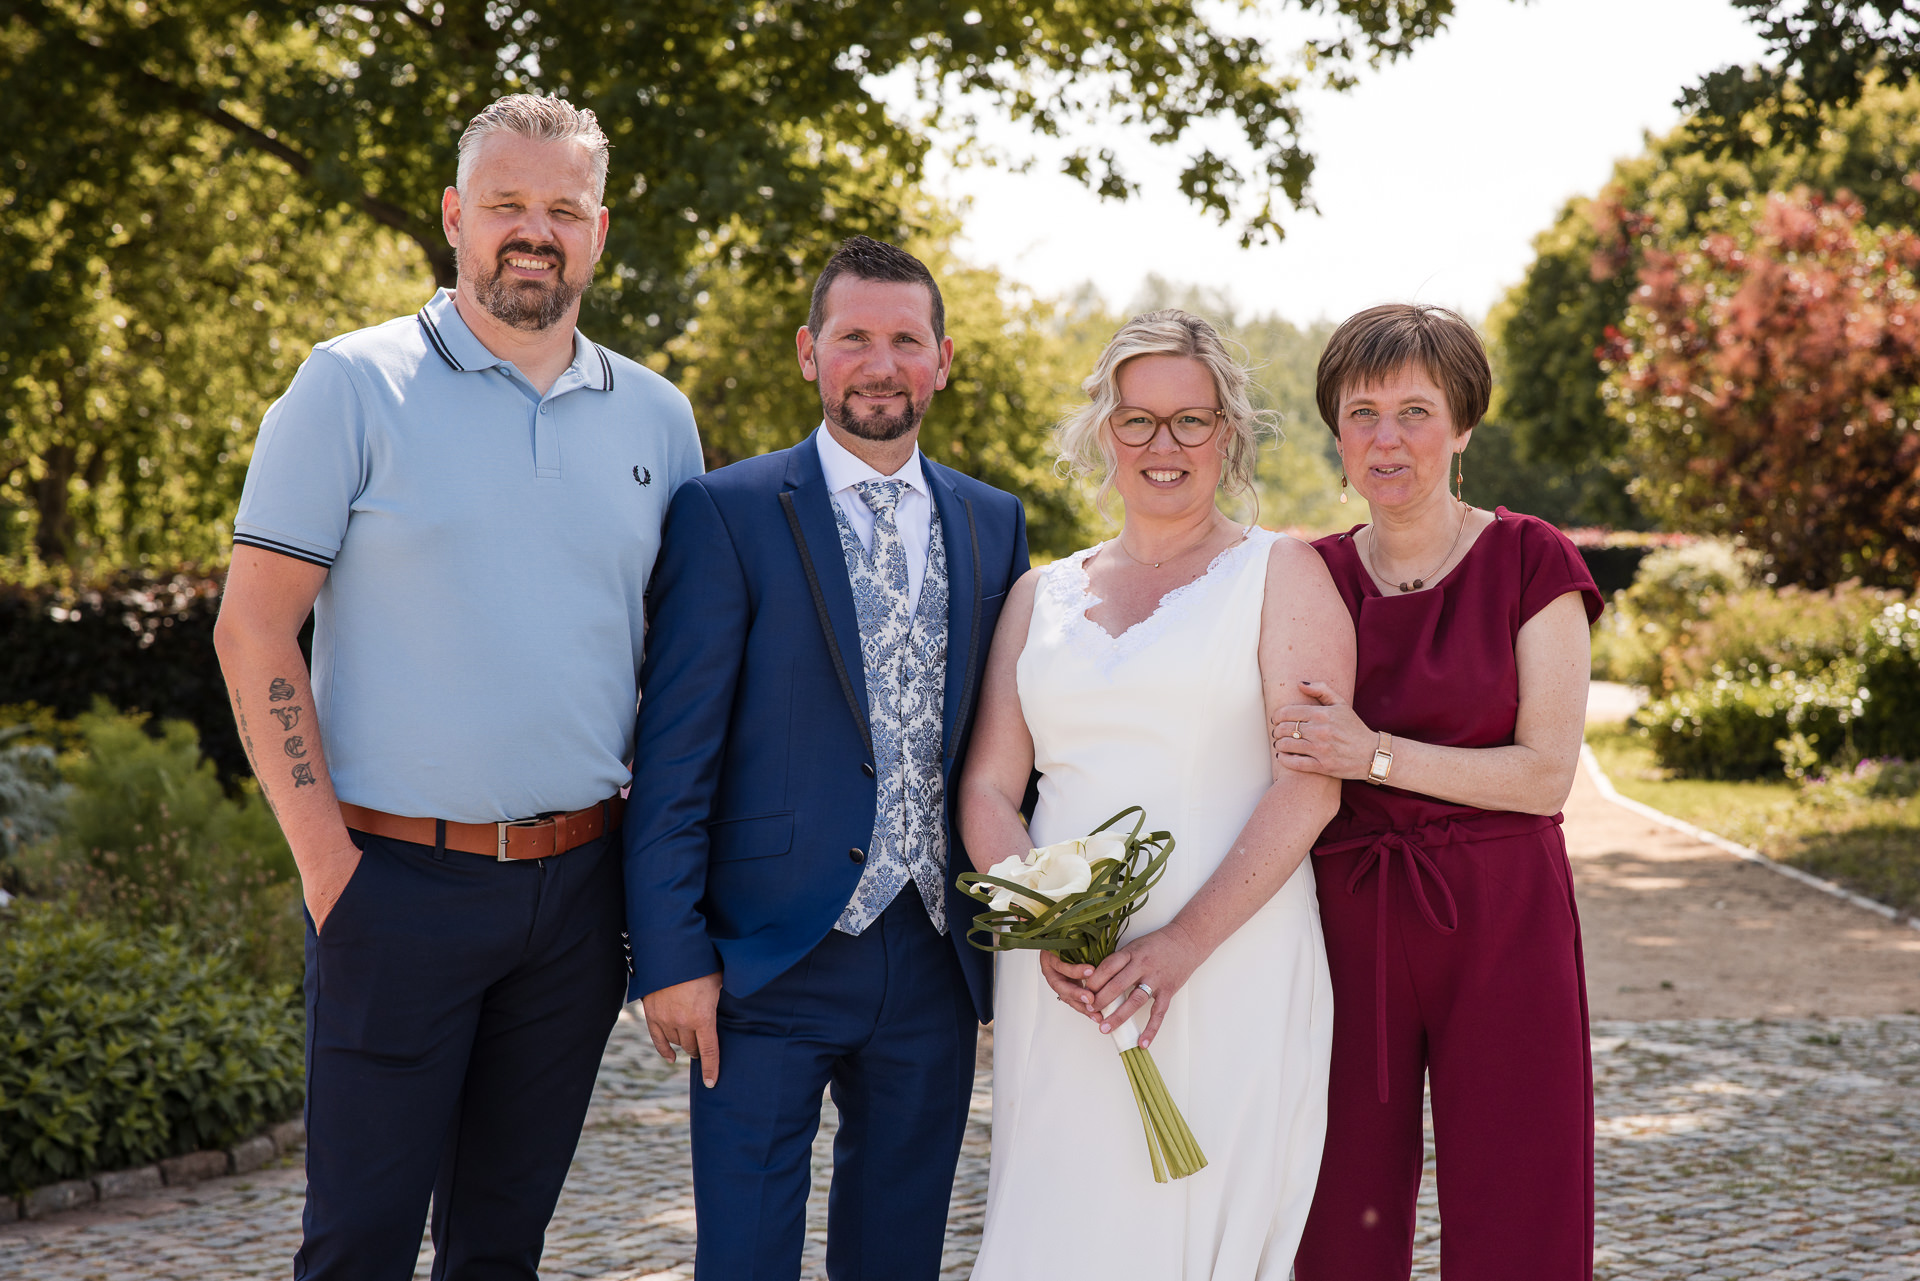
[5,721,1916,1279]
[5,1010,1915,1280]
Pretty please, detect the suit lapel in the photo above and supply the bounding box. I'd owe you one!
[928,464,981,761]
[781,437,871,748]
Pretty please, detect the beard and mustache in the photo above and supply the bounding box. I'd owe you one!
[822,382,931,443]
[459,236,590,332]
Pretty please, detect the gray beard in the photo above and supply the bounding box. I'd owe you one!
[459,244,587,332]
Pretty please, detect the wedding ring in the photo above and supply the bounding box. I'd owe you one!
[1135,982,1156,999]
[1291,722,1304,740]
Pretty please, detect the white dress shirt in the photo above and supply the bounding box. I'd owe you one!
[814,423,935,616]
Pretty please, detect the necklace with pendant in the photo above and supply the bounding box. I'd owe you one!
[1111,527,1218,570]
[1365,502,1470,593]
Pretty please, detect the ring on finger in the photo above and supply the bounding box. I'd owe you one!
[1135,981,1156,1000]
[1291,721,1304,740]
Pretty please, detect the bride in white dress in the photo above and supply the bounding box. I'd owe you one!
[957,310,1355,1278]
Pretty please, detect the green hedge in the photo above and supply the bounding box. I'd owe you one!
[0,902,304,1193]
[1857,602,1920,760]
[1633,664,1856,780]
[0,572,299,782]
[1634,603,1920,779]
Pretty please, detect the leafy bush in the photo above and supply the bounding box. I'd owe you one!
[1633,662,1859,781]
[15,704,300,983]
[1867,759,1920,799]
[1632,598,1920,780]
[0,901,303,1193]
[1857,602,1920,761]
[1589,539,1756,687]
[0,725,66,867]
[0,572,257,781]
[1664,583,1896,694]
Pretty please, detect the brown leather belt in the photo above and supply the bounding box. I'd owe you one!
[339,797,625,862]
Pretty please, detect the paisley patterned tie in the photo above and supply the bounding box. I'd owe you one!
[834,479,949,935]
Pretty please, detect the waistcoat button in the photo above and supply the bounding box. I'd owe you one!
[861,762,876,778]
[848,847,866,864]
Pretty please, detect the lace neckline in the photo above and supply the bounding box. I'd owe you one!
[1049,527,1277,661]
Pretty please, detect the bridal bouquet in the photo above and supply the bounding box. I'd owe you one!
[957,807,1207,1183]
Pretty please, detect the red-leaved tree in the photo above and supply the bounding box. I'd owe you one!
[1600,182,1920,587]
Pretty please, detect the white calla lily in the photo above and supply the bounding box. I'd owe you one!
[1027,847,1093,899]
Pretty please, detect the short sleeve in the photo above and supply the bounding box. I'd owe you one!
[232,347,368,568]
[1516,515,1604,626]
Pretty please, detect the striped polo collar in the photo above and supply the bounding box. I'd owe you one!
[416,287,614,392]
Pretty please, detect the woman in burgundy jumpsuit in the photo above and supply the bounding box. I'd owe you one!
[1275,304,1603,1280]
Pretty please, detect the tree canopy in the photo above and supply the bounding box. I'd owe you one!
[1679,0,1920,160]
[1602,186,1920,588]
[2,0,1494,568]
[1487,79,1920,528]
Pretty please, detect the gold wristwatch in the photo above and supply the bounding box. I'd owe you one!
[1366,731,1394,784]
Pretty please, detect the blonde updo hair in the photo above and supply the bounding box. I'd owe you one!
[1055,309,1273,519]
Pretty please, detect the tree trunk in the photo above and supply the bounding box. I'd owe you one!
[31,441,76,565]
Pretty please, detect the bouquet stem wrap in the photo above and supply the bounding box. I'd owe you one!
[958,807,1208,1183]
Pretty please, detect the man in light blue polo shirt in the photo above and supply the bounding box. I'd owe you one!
[214,94,701,1280]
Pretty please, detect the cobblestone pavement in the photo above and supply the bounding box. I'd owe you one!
[4,1011,1915,1279]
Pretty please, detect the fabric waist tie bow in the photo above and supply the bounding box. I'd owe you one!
[1314,810,1561,1104]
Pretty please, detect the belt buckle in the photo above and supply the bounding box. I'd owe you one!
[496,817,550,862]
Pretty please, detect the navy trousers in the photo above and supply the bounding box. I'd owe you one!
[690,892,978,1281]
[296,829,627,1281]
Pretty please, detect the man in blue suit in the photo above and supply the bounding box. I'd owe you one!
[625,236,1029,1279]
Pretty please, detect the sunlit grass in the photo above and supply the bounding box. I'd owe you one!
[1585,726,1920,917]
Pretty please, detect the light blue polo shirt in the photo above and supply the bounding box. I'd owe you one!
[234,288,703,822]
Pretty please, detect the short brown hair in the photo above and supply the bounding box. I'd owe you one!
[808,236,945,343]
[1315,304,1491,439]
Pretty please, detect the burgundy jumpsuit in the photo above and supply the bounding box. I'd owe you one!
[1294,508,1604,1281]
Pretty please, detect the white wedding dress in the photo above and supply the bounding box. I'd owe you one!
[972,528,1333,1279]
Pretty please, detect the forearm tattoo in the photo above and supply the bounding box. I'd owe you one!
[263,676,315,788]
[231,688,279,820]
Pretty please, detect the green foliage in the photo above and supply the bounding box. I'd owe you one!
[0,573,250,780]
[1678,4,1920,161]
[0,900,302,1193]
[1633,662,1858,781]
[0,724,65,865]
[1588,540,1755,688]
[668,220,1094,558]
[16,704,300,984]
[1664,584,1894,695]
[1587,725,1920,916]
[1605,185,1920,587]
[1857,601,1920,760]
[6,0,1486,570]
[1488,79,1920,529]
[0,60,430,566]
[1627,599,1920,781]
[1867,759,1920,799]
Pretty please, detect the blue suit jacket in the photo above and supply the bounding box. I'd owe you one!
[623,433,1029,1022]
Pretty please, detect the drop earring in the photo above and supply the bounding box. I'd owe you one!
[1453,451,1464,503]
[1339,473,1349,505]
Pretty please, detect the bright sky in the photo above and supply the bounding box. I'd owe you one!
[898,0,1769,325]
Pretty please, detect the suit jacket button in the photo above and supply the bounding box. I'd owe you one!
[861,763,876,778]
[849,847,866,864]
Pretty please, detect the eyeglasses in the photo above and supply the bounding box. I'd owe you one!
[1107,406,1223,448]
